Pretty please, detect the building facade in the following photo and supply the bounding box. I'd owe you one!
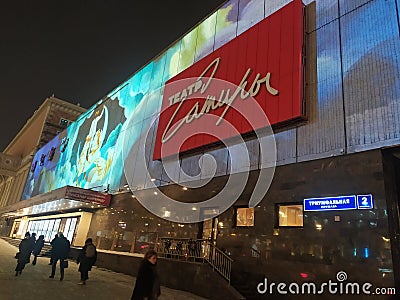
[0,96,86,236]
[1,0,400,298]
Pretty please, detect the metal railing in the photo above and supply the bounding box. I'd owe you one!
[156,237,208,262]
[156,237,233,284]
[206,241,233,283]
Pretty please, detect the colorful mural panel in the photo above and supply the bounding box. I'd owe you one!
[22,0,400,199]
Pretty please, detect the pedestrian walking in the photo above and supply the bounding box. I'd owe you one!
[48,233,58,265]
[15,232,35,276]
[131,249,161,300]
[77,238,97,285]
[31,232,37,243]
[49,232,70,281]
[32,234,45,265]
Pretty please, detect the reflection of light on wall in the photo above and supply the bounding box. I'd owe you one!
[364,247,369,258]
[353,248,357,257]
[164,211,171,218]
[382,236,390,243]
[300,273,309,279]
[315,224,322,230]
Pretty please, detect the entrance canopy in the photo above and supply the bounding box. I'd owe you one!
[0,186,111,217]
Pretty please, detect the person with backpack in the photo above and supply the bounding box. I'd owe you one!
[77,238,97,285]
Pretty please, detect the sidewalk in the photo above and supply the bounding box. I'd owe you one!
[0,238,208,300]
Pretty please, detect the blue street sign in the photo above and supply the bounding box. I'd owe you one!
[304,195,357,211]
[357,194,373,209]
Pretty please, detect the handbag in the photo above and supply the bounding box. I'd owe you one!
[62,260,69,268]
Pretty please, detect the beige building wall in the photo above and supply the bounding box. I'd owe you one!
[0,96,86,209]
[74,212,93,247]
[5,108,48,158]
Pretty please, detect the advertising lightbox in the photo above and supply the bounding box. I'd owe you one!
[154,0,304,160]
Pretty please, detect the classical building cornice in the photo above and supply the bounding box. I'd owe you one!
[0,153,21,177]
[4,96,86,154]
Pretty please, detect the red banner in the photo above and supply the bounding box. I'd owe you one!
[65,186,111,206]
[154,0,304,160]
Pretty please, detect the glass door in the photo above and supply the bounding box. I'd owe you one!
[45,219,55,242]
[67,217,78,243]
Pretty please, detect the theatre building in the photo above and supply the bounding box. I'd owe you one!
[1,0,400,299]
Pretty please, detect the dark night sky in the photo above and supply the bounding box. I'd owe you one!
[0,0,226,152]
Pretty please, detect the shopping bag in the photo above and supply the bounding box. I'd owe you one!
[62,260,69,268]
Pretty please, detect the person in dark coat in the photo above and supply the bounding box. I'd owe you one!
[49,232,70,281]
[48,234,58,265]
[15,232,35,276]
[77,238,97,285]
[131,250,161,300]
[32,235,45,265]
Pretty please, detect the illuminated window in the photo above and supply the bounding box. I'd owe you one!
[39,154,46,166]
[31,161,37,172]
[277,204,303,227]
[48,147,56,161]
[60,118,71,127]
[60,137,69,152]
[235,207,254,227]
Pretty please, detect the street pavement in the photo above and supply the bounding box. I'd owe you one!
[0,238,207,300]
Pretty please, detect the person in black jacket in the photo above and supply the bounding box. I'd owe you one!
[15,232,35,276]
[32,235,45,265]
[49,232,70,281]
[131,250,161,300]
[31,232,37,243]
[48,234,58,265]
[77,238,97,285]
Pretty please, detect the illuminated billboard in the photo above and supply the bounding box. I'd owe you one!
[21,0,400,199]
[153,0,304,159]
[22,0,244,199]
